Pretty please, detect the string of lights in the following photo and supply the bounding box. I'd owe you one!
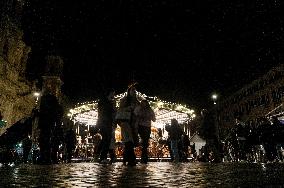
[68,91,196,129]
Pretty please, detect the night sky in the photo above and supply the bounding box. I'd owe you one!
[21,0,283,110]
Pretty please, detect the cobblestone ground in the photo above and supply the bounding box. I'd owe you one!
[1,162,284,187]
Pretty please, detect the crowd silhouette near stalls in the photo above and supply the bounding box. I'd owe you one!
[1,82,284,165]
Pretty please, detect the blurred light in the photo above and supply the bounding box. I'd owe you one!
[33,92,40,97]
[212,94,218,100]
[212,93,218,105]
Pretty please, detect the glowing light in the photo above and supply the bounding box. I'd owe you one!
[212,94,218,100]
[69,91,196,128]
[212,93,218,105]
[33,92,40,97]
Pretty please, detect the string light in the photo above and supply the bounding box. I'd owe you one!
[69,91,196,128]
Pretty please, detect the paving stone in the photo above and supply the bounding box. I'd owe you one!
[1,162,284,187]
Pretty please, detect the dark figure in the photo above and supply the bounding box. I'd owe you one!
[117,84,140,166]
[166,119,184,162]
[97,88,117,164]
[93,133,102,161]
[180,133,190,162]
[51,123,63,164]
[270,116,282,161]
[235,118,249,161]
[191,143,197,160]
[165,124,174,161]
[38,92,62,164]
[199,109,221,162]
[65,128,77,163]
[22,135,32,163]
[271,116,284,161]
[258,117,277,162]
[134,99,156,164]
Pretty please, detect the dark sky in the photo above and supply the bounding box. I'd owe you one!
[21,0,283,110]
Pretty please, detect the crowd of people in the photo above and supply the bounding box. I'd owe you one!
[223,116,284,163]
[2,82,284,166]
[0,83,192,165]
[94,84,157,166]
[92,83,193,166]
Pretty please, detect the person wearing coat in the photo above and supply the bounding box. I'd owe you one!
[134,99,156,164]
[117,85,140,166]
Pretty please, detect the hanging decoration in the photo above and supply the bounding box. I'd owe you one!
[68,91,196,129]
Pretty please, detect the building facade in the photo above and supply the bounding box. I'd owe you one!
[217,64,284,138]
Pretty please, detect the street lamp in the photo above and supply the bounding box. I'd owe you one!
[33,92,41,104]
[212,94,218,105]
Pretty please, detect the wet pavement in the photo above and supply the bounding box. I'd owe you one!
[1,161,284,187]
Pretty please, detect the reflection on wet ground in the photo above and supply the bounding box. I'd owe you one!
[1,162,284,187]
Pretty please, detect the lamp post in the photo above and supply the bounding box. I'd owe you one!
[33,92,41,104]
[31,91,41,161]
[211,93,222,161]
[212,94,218,105]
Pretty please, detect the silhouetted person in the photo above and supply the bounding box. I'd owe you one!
[38,91,62,164]
[180,133,190,162]
[235,117,248,161]
[117,84,140,166]
[65,128,77,163]
[165,124,174,161]
[97,88,117,164]
[134,99,156,164]
[51,123,63,164]
[93,133,102,160]
[199,109,221,162]
[22,135,32,163]
[167,119,183,162]
[267,116,280,162]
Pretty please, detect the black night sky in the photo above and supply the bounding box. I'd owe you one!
[21,0,283,110]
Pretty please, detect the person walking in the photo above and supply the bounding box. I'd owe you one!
[134,99,156,164]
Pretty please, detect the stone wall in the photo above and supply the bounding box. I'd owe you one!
[0,19,36,134]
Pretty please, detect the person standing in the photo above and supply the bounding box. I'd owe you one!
[65,128,77,163]
[51,123,63,164]
[97,88,117,164]
[167,119,183,162]
[117,84,140,166]
[37,89,62,164]
[22,135,32,163]
[199,109,221,162]
[134,99,156,164]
